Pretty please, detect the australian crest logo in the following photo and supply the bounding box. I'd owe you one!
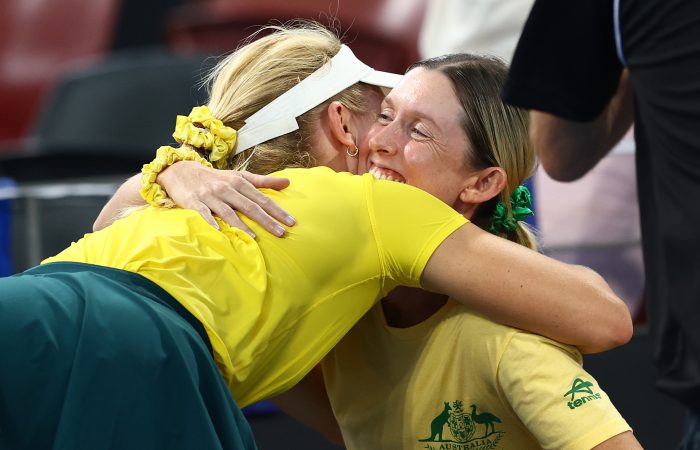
[418,400,504,449]
[564,378,602,410]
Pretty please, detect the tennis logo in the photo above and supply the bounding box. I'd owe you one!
[564,378,602,410]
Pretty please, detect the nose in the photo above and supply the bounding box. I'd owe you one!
[368,120,402,157]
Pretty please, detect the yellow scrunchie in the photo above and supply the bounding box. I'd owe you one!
[140,145,213,207]
[172,105,237,169]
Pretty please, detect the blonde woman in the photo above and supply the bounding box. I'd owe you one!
[0,24,629,450]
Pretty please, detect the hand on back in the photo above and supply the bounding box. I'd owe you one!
[158,161,295,237]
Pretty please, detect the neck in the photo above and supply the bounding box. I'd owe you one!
[381,286,448,328]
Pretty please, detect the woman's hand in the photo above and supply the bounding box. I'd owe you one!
[93,161,296,237]
[157,161,295,237]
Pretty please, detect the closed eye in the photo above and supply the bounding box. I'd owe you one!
[411,124,433,140]
[376,112,392,124]
[412,127,428,138]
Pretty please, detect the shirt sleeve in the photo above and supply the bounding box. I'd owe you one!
[502,0,623,121]
[365,176,468,287]
[497,332,631,450]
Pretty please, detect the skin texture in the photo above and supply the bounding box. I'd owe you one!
[363,68,507,218]
[365,69,475,205]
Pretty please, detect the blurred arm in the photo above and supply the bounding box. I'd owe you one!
[93,174,143,231]
[532,69,635,181]
[268,365,344,446]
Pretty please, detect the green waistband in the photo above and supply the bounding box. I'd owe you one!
[24,262,212,354]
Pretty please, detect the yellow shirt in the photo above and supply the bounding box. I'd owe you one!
[43,167,467,407]
[323,300,631,450]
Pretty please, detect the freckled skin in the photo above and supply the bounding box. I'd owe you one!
[358,68,479,208]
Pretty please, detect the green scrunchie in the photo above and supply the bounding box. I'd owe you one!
[488,185,534,234]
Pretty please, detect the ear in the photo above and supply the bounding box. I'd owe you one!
[325,101,356,148]
[456,167,507,215]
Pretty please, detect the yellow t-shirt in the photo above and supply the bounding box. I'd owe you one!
[43,167,467,407]
[323,299,631,450]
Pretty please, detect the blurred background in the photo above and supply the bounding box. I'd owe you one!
[0,0,683,448]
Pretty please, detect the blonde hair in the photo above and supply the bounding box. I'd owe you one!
[409,54,538,250]
[195,22,372,174]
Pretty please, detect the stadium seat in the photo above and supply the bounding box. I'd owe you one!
[0,50,210,182]
[0,0,120,143]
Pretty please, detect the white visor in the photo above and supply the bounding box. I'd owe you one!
[234,45,403,155]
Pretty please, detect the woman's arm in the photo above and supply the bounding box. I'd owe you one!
[591,431,642,450]
[93,174,143,231]
[421,224,633,353]
[93,161,295,237]
[268,365,345,446]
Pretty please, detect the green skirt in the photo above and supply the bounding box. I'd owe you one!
[0,262,257,450]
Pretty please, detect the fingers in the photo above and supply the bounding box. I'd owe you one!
[229,174,296,228]
[216,201,282,237]
[211,203,257,238]
[159,162,296,237]
[197,177,288,236]
[240,171,291,190]
[191,201,220,230]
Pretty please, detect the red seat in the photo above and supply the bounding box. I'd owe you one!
[0,0,119,143]
[165,0,426,74]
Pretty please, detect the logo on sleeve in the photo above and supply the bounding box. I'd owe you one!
[564,378,602,410]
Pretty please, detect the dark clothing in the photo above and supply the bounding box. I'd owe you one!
[503,0,700,415]
[681,410,700,450]
[0,262,257,450]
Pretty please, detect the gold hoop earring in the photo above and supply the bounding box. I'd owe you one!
[346,145,359,157]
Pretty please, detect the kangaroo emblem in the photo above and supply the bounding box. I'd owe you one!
[419,402,451,442]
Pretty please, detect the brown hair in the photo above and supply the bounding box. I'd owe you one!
[408,54,538,250]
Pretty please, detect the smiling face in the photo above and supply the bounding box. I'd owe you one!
[355,53,537,249]
[360,68,477,208]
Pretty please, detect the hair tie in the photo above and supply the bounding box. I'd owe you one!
[140,145,213,207]
[488,185,534,234]
[172,106,237,169]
